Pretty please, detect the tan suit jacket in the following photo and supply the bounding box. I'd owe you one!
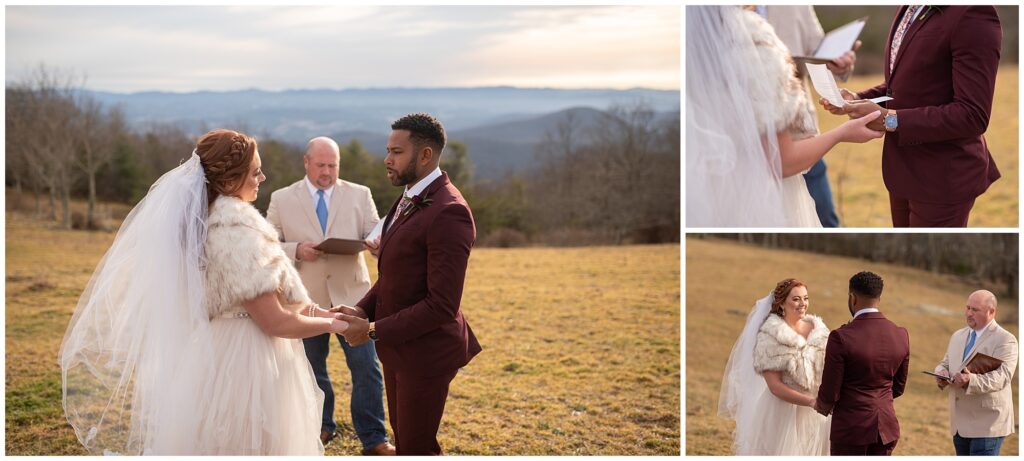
[935,320,1018,438]
[266,178,380,308]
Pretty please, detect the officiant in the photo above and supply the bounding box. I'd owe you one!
[932,290,1018,456]
[266,137,395,455]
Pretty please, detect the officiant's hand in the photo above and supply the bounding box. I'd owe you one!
[297,242,323,261]
[329,304,367,320]
[336,313,370,346]
[364,238,380,258]
[819,89,857,115]
[935,370,951,390]
[953,369,972,389]
[826,40,861,76]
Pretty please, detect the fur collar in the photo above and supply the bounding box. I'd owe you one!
[760,314,829,349]
[208,195,279,241]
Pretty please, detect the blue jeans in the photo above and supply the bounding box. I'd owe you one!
[803,159,840,227]
[303,333,388,449]
[953,433,1004,456]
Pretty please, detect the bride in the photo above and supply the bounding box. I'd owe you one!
[60,129,350,454]
[686,6,884,227]
[719,278,831,455]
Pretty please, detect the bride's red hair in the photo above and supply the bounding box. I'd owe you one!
[771,278,806,316]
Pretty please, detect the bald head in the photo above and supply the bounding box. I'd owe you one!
[965,289,997,330]
[304,137,340,190]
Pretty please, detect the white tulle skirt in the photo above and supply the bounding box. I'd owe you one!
[782,174,823,227]
[168,317,325,455]
[736,389,831,455]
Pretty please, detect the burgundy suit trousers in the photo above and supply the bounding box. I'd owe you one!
[383,366,459,455]
[831,434,898,456]
[889,193,975,227]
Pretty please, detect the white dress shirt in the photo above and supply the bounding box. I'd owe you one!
[853,307,880,319]
[305,176,334,209]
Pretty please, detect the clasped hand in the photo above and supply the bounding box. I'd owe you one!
[819,88,887,133]
[328,305,372,346]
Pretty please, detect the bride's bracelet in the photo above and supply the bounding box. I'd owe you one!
[306,303,320,318]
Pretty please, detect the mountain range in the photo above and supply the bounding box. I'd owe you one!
[87,87,680,178]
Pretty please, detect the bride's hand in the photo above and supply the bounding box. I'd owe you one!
[329,318,349,334]
[838,110,884,144]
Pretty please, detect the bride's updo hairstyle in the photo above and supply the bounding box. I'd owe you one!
[195,129,257,206]
[770,278,805,316]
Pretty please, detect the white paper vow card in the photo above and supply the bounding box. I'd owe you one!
[806,63,846,107]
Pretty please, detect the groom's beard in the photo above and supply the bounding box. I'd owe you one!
[390,159,419,187]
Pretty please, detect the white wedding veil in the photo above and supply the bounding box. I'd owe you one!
[59,152,213,454]
[718,292,773,454]
[686,6,788,227]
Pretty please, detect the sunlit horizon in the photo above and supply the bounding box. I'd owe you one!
[6,5,680,93]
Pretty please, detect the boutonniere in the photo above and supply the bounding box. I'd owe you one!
[403,195,433,216]
[919,6,943,21]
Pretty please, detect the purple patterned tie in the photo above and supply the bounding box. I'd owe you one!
[890,5,923,71]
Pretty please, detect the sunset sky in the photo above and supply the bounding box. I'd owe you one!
[6,5,680,93]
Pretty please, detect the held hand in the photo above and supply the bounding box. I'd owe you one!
[819,89,857,115]
[953,369,972,389]
[297,242,323,262]
[935,370,950,390]
[336,313,370,346]
[329,304,367,319]
[363,238,381,258]
[328,317,350,334]
[826,40,860,75]
[837,110,885,143]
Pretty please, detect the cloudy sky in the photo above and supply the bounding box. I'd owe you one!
[6,5,680,93]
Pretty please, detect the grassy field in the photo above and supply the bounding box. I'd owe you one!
[814,65,1018,227]
[4,202,680,455]
[685,237,1019,455]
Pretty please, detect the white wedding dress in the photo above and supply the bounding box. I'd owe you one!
[719,293,831,455]
[686,6,821,227]
[60,153,323,455]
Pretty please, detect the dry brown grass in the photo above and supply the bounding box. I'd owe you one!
[685,237,1018,455]
[5,207,680,455]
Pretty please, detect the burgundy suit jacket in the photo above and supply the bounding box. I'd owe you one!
[858,6,1001,203]
[816,312,910,446]
[357,172,481,376]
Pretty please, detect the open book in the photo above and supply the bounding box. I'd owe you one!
[923,352,1003,383]
[794,16,868,64]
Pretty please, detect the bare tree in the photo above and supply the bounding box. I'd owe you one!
[73,94,123,228]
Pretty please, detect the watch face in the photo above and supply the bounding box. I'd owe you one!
[885,114,898,129]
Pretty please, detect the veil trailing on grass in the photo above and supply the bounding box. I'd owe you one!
[59,152,213,455]
[685,6,789,227]
[718,292,773,454]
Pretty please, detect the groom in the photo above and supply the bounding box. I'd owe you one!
[337,113,481,455]
[814,271,910,455]
[823,6,1002,227]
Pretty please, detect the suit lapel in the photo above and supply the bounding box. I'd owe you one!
[325,182,343,236]
[890,6,933,77]
[883,6,903,80]
[962,321,999,368]
[380,173,449,250]
[954,327,970,371]
[294,181,324,237]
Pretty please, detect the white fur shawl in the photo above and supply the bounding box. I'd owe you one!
[204,195,311,316]
[753,314,829,391]
[742,10,818,140]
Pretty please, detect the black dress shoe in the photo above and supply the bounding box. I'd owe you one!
[320,430,337,445]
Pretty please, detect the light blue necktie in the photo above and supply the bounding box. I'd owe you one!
[316,189,328,234]
[962,330,977,361]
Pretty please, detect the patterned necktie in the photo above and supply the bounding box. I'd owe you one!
[890,5,923,71]
[316,189,328,234]
[962,330,977,361]
[390,196,412,233]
